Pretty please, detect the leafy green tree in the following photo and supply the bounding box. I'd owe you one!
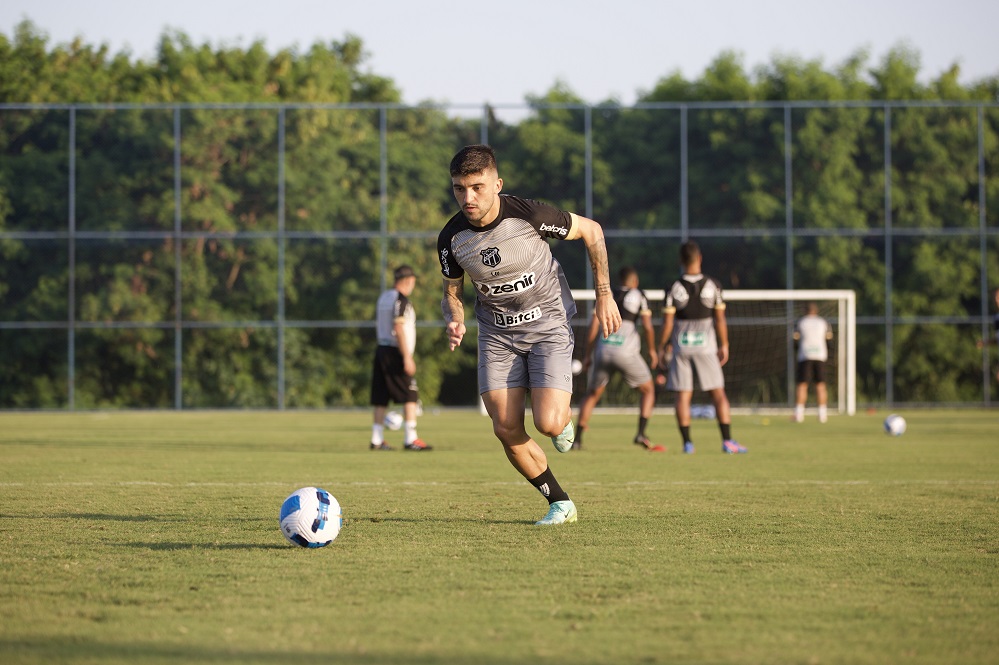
[1,20,997,408]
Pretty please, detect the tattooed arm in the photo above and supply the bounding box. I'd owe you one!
[441,276,466,351]
[566,214,622,337]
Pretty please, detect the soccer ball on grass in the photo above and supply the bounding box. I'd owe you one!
[383,411,404,430]
[883,414,907,437]
[279,487,342,548]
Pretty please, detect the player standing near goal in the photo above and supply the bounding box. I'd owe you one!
[574,266,662,452]
[658,240,746,454]
[793,302,834,423]
[438,144,621,525]
[369,265,431,451]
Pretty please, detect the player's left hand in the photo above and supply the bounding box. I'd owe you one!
[717,344,729,367]
[595,296,622,338]
[446,321,466,351]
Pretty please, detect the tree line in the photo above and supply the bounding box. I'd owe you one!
[1,20,997,408]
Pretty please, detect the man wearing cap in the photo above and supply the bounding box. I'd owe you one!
[369,265,431,451]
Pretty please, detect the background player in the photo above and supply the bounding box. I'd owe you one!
[658,240,745,454]
[369,265,431,451]
[574,266,662,451]
[976,287,999,383]
[793,302,834,423]
[439,144,621,525]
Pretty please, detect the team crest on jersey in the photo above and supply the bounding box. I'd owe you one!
[480,247,501,268]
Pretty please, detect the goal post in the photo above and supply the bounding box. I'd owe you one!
[571,288,856,416]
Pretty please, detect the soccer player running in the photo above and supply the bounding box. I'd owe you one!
[438,144,621,525]
[369,265,431,451]
[793,302,834,423]
[658,240,746,454]
[574,266,663,452]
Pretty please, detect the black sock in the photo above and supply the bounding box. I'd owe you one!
[720,423,731,441]
[529,467,570,504]
[637,416,648,437]
[679,425,691,443]
[575,423,585,445]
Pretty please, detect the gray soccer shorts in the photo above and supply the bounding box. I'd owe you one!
[666,352,725,392]
[478,324,574,394]
[589,346,653,389]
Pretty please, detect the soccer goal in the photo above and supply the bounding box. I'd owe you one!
[571,289,856,416]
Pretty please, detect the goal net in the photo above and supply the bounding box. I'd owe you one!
[570,289,856,416]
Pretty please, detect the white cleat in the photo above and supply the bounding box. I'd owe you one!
[551,421,575,453]
[535,500,578,525]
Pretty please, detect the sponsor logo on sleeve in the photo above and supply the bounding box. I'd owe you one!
[538,223,568,237]
[439,248,451,276]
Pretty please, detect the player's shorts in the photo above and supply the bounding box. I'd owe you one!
[478,324,574,394]
[589,345,653,389]
[370,345,418,406]
[796,359,827,384]
[666,352,725,392]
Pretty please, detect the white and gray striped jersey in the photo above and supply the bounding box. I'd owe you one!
[437,194,576,336]
[375,288,415,356]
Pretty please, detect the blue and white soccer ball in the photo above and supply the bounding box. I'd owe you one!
[883,414,907,437]
[279,487,342,548]
[383,411,404,431]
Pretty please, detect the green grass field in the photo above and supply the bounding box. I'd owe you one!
[1,409,996,664]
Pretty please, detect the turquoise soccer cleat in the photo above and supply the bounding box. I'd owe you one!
[551,421,575,453]
[535,500,578,525]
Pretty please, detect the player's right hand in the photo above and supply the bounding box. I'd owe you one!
[446,321,466,351]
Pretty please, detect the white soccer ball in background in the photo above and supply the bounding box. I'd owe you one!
[383,411,404,430]
[884,414,907,437]
[571,359,583,376]
[279,487,342,548]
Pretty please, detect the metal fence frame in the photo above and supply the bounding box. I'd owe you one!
[1,100,997,409]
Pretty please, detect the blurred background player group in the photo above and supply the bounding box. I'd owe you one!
[574,241,745,454]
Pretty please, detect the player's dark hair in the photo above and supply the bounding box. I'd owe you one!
[679,240,701,267]
[618,266,638,283]
[450,144,497,177]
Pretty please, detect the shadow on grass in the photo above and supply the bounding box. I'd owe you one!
[359,516,531,525]
[0,638,539,665]
[0,512,185,522]
[111,541,289,551]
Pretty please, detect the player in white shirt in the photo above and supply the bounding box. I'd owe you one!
[793,303,833,423]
